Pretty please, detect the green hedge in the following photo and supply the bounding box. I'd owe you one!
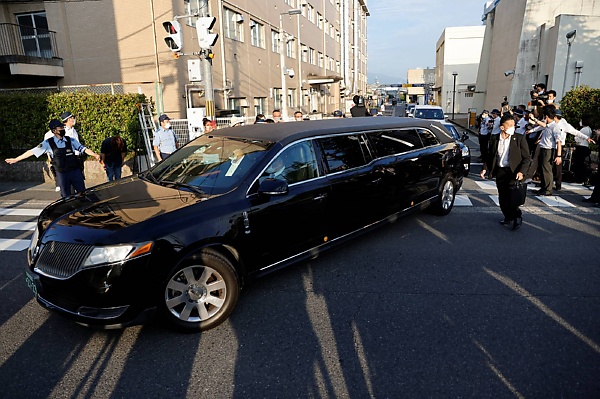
[0,91,148,157]
[560,86,600,151]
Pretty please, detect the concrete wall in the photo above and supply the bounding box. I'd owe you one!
[0,160,133,184]
[477,0,600,111]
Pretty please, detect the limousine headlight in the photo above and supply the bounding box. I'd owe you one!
[82,242,153,267]
[29,224,40,258]
[461,145,470,157]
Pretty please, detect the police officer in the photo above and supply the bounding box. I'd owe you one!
[5,119,100,197]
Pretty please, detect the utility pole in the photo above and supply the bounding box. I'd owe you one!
[199,0,215,119]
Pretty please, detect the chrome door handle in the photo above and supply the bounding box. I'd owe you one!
[314,194,328,201]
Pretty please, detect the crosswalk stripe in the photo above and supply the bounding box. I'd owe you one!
[0,239,30,251]
[0,208,42,216]
[475,181,497,190]
[0,221,36,230]
[454,195,473,206]
[535,195,576,207]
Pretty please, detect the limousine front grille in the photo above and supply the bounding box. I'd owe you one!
[35,241,94,279]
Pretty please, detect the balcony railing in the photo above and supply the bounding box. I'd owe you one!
[0,23,62,65]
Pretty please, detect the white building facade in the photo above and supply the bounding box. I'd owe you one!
[474,0,600,112]
[434,26,485,115]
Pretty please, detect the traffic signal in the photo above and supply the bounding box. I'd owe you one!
[163,20,183,52]
[196,17,218,50]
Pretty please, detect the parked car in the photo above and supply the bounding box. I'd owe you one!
[405,103,416,117]
[409,105,446,121]
[25,118,467,332]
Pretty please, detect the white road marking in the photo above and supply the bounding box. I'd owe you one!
[0,208,42,217]
[475,181,497,191]
[0,239,30,251]
[454,195,473,206]
[0,222,36,231]
[536,195,576,207]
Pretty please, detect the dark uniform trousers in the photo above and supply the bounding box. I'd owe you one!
[56,169,85,197]
[538,147,555,193]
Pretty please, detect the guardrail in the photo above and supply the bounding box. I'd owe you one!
[0,23,60,60]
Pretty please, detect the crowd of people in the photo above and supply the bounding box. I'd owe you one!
[477,83,600,228]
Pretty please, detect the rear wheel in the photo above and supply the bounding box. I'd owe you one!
[428,175,456,215]
[161,249,240,331]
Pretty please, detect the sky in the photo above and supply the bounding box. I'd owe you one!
[367,0,487,84]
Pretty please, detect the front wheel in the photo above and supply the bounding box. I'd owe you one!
[161,249,240,332]
[428,175,456,215]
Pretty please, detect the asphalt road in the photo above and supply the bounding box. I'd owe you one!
[0,135,599,398]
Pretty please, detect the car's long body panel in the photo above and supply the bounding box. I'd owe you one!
[26,117,465,328]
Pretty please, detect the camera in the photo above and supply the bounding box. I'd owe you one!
[287,68,295,78]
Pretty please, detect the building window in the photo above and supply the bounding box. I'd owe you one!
[336,60,341,73]
[329,57,335,71]
[318,52,323,67]
[271,30,281,53]
[301,44,308,62]
[273,88,282,109]
[316,12,323,29]
[183,0,200,26]
[254,97,266,115]
[250,20,264,48]
[223,8,244,41]
[309,48,315,65]
[16,12,52,58]
[286,38,295,58]
[288,89,296,108]
[335,29,340,42]
[307,5,314,23]
[284,0,295,6]
[301,89,309,106]
[228,98,246,116]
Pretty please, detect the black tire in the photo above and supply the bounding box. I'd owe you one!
[428,174,456,215]
[161,248,240,332]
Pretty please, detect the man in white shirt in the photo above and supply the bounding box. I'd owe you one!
[553,109,595,189]
[478,110,490,162]
[514,109,528,135]
[530,106,562,195]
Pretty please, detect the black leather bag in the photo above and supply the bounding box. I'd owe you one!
[510,181,528,206]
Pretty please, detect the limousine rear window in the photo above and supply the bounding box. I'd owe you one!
[367,129,424,157]
[417,128,441,147]
[319,134,370,173]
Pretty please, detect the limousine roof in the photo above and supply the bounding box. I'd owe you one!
[211,116,453,146]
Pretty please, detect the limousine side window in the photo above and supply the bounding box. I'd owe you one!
[367,129,424,157]
[417,128,441,147]
[259,141,319,184]
[318,134,370,173]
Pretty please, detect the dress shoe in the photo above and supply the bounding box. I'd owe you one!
[512,217,522,230]
[500,219,513,225]
[534,189,552,196]
[553,185,561,191]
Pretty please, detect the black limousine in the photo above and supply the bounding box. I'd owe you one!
[25,117,466,331]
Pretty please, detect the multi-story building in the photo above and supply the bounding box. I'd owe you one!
[406,67,435,105]
[434,26,485,116]
[474,0,600,112]
[0,0,369,120]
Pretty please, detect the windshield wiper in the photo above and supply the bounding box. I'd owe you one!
[159,180,205,195]
[139,170,159,184]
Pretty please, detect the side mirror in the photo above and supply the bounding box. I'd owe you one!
[258,178,289,196]
[461,133,469,142]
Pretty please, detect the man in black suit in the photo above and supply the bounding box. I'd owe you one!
[480,114,532,230]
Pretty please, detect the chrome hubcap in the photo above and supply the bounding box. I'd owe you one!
[165,265,227,322]
[441,181,454,210]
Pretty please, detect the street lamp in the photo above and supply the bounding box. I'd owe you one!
[452,71,458,120]
[561,29,576,98]
[279,8,302,121]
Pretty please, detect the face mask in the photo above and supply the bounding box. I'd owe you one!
[71,119,76,126]
[164,123,171,129]
[547,99,554,104]
[579,121,583,127]
[505,127,515,135]
[56,129,66,138]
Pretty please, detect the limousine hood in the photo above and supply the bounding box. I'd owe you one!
[38,177,207,243]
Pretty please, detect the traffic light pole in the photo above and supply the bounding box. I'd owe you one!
[199,0,215,120]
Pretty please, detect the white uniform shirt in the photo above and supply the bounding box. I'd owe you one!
[491,117,501,135]
[497,133,512,167]
[515,117,528,135]
[556,118,590,147]
[577,126,592,147]
[479,116,490,136]
[44,126,80,155]
[538,121,561,150]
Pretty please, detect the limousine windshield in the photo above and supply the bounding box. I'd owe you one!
[146,136,272,195]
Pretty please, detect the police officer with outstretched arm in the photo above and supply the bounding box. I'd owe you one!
[5,119,100,197]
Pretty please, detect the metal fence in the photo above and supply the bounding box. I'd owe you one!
[0,82,160,98]
[0,23,61,61]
